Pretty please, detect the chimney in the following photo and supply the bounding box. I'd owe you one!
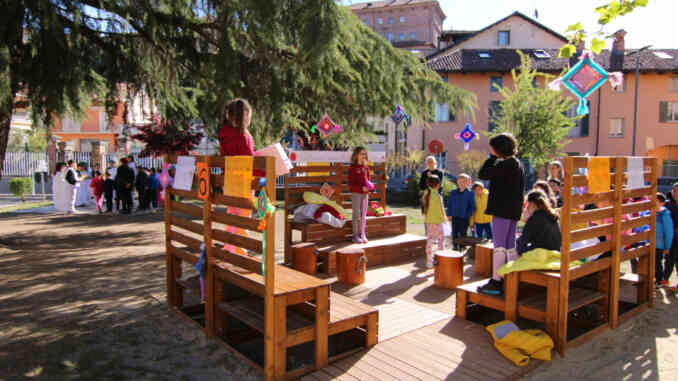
[612,29,627,53]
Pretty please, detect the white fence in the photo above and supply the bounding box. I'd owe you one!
[1,152,51,177]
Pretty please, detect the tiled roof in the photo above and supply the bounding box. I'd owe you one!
[426,48,678,74]
[350,0,435,10]
[427,11,568,61]
[392,39,433,48]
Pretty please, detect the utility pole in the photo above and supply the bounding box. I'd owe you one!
[627,45,652,156]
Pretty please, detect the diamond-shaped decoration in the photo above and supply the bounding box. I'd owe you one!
[458,123,476,144]
[561,55,609,115]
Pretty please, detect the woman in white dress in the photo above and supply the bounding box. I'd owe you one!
[76,163,92,207]
[53,163,66,212]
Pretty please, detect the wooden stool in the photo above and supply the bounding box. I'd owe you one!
[474,242,494,277]
[336,248,367,285]
[434,250,464,289]
[291,242,317,275]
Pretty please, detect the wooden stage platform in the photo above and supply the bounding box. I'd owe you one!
[301,260,541,381]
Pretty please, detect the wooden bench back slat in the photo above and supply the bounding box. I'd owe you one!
[571,191,614,205]
[623,186,654,199]
[169,229,203,251]
[621,200,652,215]
[211,247,262,274]
[570,223,612,243]
[213,194,255,210]
[621,215,652,232]
[622,230,651,247]
[212,210,264,232]
[171,215,204,236]
[212,228,263,253]
[570,206,613,225]
[569,240,613,262]
[170,200,203,219]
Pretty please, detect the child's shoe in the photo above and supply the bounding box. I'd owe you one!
[661,280,669,287]
[352,235,362,244]
[478,279,503,296]
[361,235,369,244]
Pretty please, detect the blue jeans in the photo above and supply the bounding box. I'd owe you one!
[474,223,492,240]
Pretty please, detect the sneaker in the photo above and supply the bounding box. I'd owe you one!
[478,279,503,296]
[352,236,362,244]
[661,280,670,287]
[670,284,678,292]
[361,236,369,244]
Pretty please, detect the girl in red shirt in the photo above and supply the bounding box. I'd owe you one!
[218,98,255,255]
[348,147,371,243]
[89,171,105,213]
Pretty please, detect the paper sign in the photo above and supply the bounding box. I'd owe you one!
[173,156,196,191]
[197,161,210,200]
[224,156,253,199]
[254,143,292,177]
[587,157,610,194]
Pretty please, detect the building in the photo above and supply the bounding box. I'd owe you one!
[350,0,445,56]
[422,12,678,175]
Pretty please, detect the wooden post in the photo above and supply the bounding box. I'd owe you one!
[284,172,291,264]
[545,277,559,350]
[264,156,277,381]
[315,286,329,370]
[609,157,624,329]
[164,155,175,307]
[203,156,215,337]
[557,157,573,355]
[648,157,658,307]
[274,296,287,379]
[504,272,518,322]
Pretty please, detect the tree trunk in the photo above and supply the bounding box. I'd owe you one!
[0,97,12,179]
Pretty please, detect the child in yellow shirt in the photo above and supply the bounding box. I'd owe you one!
[470,182,493,240]
[421,175,447,268]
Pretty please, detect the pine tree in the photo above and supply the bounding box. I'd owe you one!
[0,1,475,177]
[488,51,579,166]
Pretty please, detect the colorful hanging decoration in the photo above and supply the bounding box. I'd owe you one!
[194,244,206,303]
[256,188,276,275]
[391,104,411,126]
[428,140,443,155]
[311,113,342,138]
[160,161,170,188]
[455,123,477,151]
[549,51,623,116]
[224,156,253,200]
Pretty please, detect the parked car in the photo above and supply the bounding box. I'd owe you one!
[658,177,678,197]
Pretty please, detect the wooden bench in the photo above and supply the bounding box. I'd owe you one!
[284,161,426,272]
[456,156,658,356]
[165,155,378,381]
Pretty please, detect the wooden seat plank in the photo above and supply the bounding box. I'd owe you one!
[214,262,328,296]
[216,298,313,335]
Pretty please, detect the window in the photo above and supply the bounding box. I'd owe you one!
[660,101,678,122]
[498,31,510,46]
[566,103,590,137]
[61,116,81,132]
[377,18,383,24]
[613,77,626,93]
[387,33,393,42]
[488,101,501,131]
[399,33,405,40]
[98,111,109,132]
[671,76,678,92]
[410,32,416,40]
[399,16,406,23]
[534,49,550,58]
[609,118,624,137]
[435,152,448,171]
[435,103,455,122]
[490,76,503,92]
[478,52,491,58]
[363,19,368,25]
[388,17,394,24]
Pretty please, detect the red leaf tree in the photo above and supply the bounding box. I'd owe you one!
[132,115,203,157]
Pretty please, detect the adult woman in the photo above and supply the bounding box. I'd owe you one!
[53,162,67,212]
[547,160,563,182]
[218,98,256,255]
[419,156,444,194]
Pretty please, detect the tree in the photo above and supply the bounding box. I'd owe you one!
[8,129,47,152]
[560,0,649,57]
[131,116,203,157]
[488,51,579,167]
[0,1,475,176]
[456,150,486,180]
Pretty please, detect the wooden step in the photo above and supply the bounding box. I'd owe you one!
[520,287,605,313]
[217,297,313,335]
[457,278,506,313]
[176,276,201,291]
[619,272,645,285]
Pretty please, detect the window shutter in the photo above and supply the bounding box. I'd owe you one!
[580,101,590,136]
[660,101,669,122]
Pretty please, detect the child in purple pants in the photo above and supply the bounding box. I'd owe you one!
[477,133,525,296]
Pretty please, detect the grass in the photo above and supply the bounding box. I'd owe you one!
[0,200,52,213]
[387,204,425,225]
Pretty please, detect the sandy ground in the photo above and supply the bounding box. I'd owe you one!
[1,207,678,381]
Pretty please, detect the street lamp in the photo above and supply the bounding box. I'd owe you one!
[626,44,652,156]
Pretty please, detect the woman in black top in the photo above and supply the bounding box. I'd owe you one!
[419,156,444,193]
[517,190,561,255]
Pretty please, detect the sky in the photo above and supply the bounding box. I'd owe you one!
[346,0,676,49]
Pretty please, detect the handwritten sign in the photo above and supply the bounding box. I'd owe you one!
[173,156,195,191]
[224,156,253,199]
[197,161,210,200]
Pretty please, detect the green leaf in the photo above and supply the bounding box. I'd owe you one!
[565,22,584,33]
[558,44,577,58]
[590,38,606,54]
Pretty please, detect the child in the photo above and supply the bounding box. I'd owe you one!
[656,193,674,286]
[477,132,525,295]
[348,146,370,244]
[148,168,160,210]
[532,180,557,209]
[103,172,115,213]
[516,190,561,255]
[419,155,444,194]
[548,178,563,208]
[665,183,678,288]
[421,175,446,268]
[89,170,105,213]
[547,160,563,182]
[447,173,475,250]
[470,182,492,240]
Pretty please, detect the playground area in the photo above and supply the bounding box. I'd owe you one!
[2,156,678,381]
